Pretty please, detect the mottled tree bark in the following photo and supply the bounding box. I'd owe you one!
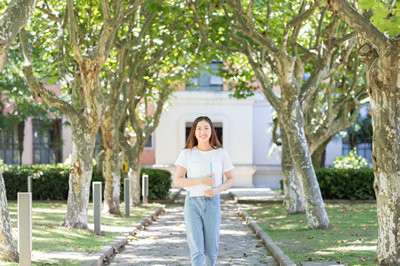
[101,122,122,215]
[281,85,332,228]
[0,0,38,261]
[123,146,142,205]
[281,127,305,214]
[0,169,18,262]
[325,0,400,262]
[0,0,38,71]
[63,114,97,228]
[370,64,400,265]
[311,137,333,168]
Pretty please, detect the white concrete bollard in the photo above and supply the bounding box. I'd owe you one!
[18,192,32,266]
[27,176,31,193]
[92,182,102,235]
[142,174,149,204]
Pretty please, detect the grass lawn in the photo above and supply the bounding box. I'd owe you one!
[1,201,160,266]
[243,201,378,265]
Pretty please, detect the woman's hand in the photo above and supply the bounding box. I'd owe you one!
[200,174,214,187]
[204,188,218,197]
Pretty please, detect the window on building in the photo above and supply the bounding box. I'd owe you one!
[186,62,223,91]
[186,122,223,146]
[33,120,62,164]
[0,128,20,165]
[341,107,372,165]
[145,134,153,148]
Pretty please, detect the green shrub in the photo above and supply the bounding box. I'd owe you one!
[315,167,375,200]
[2,165,172,201]
[280,167,375,200]
[140,168,172,200]
[2,165,69,200]
[333,148,368,169]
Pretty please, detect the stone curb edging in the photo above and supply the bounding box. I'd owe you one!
[228,191,284,204]
[237,209,296,266]
[81,205,165,266]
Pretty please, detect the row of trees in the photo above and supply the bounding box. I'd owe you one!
[0,0,399,264]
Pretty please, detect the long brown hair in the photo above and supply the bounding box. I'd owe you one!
[185,116,222,149]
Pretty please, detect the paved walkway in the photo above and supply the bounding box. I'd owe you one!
[108,195,277,265]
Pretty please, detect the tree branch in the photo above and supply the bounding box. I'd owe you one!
[272,117,282,146]
[224,0,279,55]
[37,6,61,23]
[66,0,83,64]
[101,0,111,23]
[20,29,74,114]
[244,44,280,110]
[0,0,38,71]
[325,0,389,52]
[281,0,320,53]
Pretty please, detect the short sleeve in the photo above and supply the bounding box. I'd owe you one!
[221,149,234,173]
[175,149,188,169]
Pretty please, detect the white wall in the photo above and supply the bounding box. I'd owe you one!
[252,93,282,188]
[155,91,255,166]
[252,93,281,166]
[155,91,256,187]
[325,136,343,167]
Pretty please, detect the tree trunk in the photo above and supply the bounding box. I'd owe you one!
[0,169,18,262]
[281,127,305,214]
[17,121,24,166]
[368,49,400,265]
[311,136,333,168]
[52,118,62,164]
[0,0,38,71]
[128,162,141,205]
[64,116,97,229]
[101,124,121,215]
[281,91,332,229]
[124,147,142,205]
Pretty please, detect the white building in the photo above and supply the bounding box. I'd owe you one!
[154,88,343,189]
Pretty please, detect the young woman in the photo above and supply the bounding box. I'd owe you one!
[174,116,234,266]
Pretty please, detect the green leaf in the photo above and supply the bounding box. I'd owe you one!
[374,3,389,18]
[359,0,375,10]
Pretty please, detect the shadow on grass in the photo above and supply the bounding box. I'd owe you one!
[3,201,160,265]
[243,201,378,265]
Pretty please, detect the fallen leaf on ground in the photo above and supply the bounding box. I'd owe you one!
[152,236,159,240]
[251,250,258,253]
[306,236,313,239]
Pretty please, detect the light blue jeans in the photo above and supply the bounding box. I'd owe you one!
[184,192,221,266]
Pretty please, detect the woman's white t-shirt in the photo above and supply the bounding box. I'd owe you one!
[175,146,234,187]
